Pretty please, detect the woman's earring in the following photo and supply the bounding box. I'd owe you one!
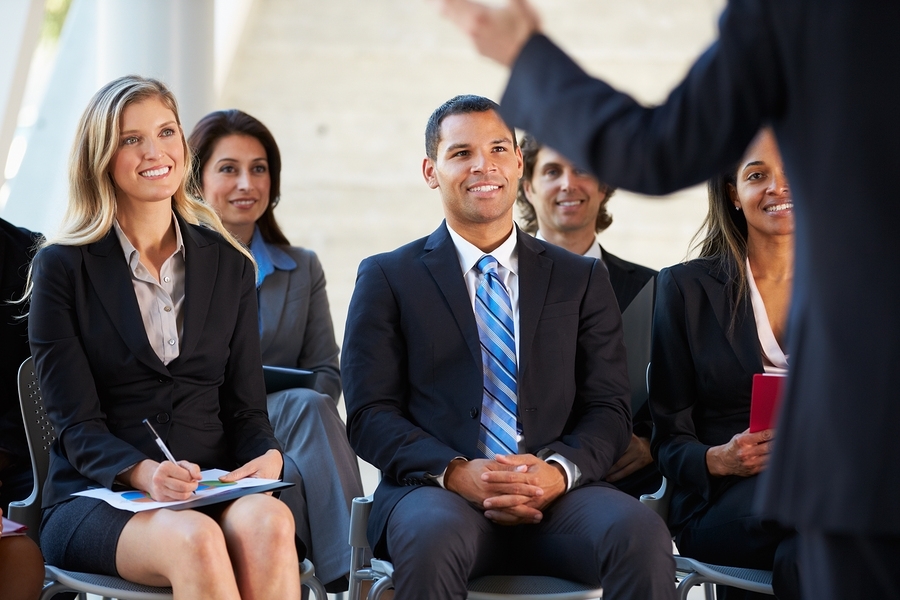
[734,205,742,211]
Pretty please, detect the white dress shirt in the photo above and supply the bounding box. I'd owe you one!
[746,258,789,374]
[445,224,581,490]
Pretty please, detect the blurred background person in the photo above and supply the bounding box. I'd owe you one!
[189,109,363,593]
[517,132,659,499]
[0,218,41,513]
[650,129,798,599]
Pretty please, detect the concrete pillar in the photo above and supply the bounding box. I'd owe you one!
[2,0,215,233]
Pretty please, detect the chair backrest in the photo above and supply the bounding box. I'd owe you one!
[639,476,672,525]
[8,357,55,541]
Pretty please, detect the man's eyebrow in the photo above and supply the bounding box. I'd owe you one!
[491,137,513,145]
[444,142,471,153]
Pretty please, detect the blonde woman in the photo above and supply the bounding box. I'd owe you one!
[28,76,299,599]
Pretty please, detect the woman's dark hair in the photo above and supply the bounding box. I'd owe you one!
[515,132,614,235]
[691,160,749,330]
[188,109,289,246]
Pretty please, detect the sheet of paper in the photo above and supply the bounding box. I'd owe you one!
[1,516,28,537]
[73,468,282,513]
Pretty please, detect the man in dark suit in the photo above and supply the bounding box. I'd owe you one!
[516,133,660,498]
[0,218,41,512]
[342,95,675,600]
[439,1,900,598]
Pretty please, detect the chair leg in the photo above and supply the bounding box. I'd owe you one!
[703,582,717,599]
[677,572,702,600]
[303,574,328,600]
[369,576,394,600]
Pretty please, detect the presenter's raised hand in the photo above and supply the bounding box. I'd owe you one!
[436,0,541,67]
[220,448,284,482]
[706,428,773,477]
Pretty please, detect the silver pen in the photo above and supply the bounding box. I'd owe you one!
[142,418,178,464]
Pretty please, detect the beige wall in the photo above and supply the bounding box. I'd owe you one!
[218,0,726,352]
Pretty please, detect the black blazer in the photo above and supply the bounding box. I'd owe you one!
[342,223,632,549]
[29,219,279,508]
[498,2,900,533]
[648,258,762,531]
[603,247,656,316]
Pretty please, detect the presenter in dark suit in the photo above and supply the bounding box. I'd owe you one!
[189,109,363,591]
[0,218,41,512]
[342,95,675,600]
[440,1,900,596]
[651,130,798,600]
[515,132,659,498]
[28,76,300,599]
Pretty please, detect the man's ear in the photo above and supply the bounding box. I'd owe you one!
[423,157,440,189]
[515,145,524,179]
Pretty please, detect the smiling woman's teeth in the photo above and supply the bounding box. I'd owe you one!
[765,202,793,213]
[141,167,169,177]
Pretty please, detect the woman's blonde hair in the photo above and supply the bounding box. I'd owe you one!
[23,75,253,297]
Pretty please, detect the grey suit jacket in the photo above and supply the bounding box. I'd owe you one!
[258,245,341,402]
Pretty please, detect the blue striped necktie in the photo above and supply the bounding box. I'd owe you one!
[474,255,518,458]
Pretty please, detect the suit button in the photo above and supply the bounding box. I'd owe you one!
[157,377,171,384]
[156,412,170,424]
[470,407,479,419]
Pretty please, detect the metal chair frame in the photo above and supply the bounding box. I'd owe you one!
[9,357,326,600]
[640,477,775,600]
[347,495,603,600]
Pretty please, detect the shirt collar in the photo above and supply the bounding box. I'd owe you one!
[446,222,518,276]
[535,230,603,260]
[113,212,185,272]
[249,225,297,287]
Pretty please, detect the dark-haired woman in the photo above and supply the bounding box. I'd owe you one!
[189,109,363,591]
[649,129,800,599]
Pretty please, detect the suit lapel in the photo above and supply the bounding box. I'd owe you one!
[516,231,551,379]
[698,262,762,376]
[84,231,168,376]
[422,223,481,368]
[177,220,218,361]
[258,269,290,356]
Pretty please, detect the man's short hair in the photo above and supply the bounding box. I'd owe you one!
[516,131,615,235]
[425,95,516,160]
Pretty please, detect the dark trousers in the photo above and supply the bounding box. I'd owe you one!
[675,476,800,600]
[384,483,676,600]
[799,530,900,600]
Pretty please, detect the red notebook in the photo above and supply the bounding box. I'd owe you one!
[749,373,786,432]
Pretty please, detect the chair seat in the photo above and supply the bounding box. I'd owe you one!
[43,565,173,600]
[675,556,773,594]
[467,575,602,599]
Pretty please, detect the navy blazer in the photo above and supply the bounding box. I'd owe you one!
[603,247,656,316]
[29,219,279,508]
[342,223,632,549]
[649,258,763,532]
[499,2,900,533]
